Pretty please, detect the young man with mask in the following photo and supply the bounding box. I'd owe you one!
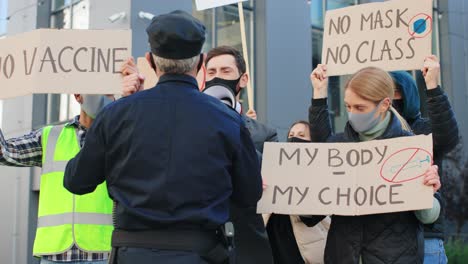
[0,94,114,263]
[204,46,278,154]
[390,55,459,264]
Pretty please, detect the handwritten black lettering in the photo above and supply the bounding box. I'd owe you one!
[295,187,309,205]
[23,48,37,76]
[390,184,404,204]
[328,148,343,167]
[39,47,57,73]
[273,186,293,205]
[319,187,332,205]
[279,148,300,166]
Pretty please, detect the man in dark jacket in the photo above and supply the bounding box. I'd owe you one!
[203,46,275,264]
[64,11,262,264]
[390,55,459,264]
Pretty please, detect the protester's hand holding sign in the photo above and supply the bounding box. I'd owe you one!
[310,64,328,99]
[246,109,257,120]
[423,165,441,193]
[120,57,145,97]
[422,55,440,90]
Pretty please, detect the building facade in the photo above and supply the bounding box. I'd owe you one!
[0,0,467,263]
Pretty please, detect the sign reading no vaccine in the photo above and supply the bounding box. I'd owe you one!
[322,0,432,76]
[257,134,434,216]
[0,29,131,99]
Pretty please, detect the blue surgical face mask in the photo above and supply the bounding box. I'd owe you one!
[81,95,114,119]
[347,100,384,133]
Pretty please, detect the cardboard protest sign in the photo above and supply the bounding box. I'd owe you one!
[257,134,434,216]
[322,0,432,76]
[195,0,248,11]
[0,29,131,99]
[136,57,158,90]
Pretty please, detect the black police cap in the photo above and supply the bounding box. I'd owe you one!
[146,10,206,60]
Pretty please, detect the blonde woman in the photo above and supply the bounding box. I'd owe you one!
[304,66,441,264]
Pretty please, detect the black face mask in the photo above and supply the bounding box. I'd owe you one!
[392,99,404,114]
[287,137,311,143]
[205,77,242,96]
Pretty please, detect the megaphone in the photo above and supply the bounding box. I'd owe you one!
[202,83,236,109]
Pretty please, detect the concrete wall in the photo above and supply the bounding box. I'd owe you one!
[0,0,37,263]
[88,0,130,30]
[255,0,313,140]
[439,0,468,156]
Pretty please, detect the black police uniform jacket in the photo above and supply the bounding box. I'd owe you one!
[63,74,262,232]
[305,101,424,264]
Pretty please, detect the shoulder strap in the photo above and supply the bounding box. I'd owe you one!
[42,125,67,174]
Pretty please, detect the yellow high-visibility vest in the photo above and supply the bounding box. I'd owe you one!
[33,125,113,256]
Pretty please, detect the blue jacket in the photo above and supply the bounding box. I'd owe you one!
[390,71,459,157]
[64,74,262,231]
[242,115,278,153]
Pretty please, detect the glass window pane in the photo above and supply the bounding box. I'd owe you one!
[241,0,254,9]
[310,0,324,28]
[216,6,242,49]
[327,0,356,10]
[51,8,71,29]
[0,0,7,36]
[193,9,214,52]
[52,0,71,11]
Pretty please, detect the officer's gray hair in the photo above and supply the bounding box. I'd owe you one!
[153,55,199,74]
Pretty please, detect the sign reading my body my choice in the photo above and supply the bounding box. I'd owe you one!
[0,29,131,99]
[322,0,433,76]
[257,134,434,216]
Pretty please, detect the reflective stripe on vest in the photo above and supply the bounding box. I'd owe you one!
[42,125,69,174]
[38,212,113,227]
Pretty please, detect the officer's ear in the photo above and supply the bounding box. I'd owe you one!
[74,94,83,104]
[146,52,157,72]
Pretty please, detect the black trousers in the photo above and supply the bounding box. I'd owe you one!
[116,247,211,264]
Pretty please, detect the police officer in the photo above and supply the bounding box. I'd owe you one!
[63,10,262,264]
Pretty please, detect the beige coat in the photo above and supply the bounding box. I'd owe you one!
[264,215,331,264]
[290,216,330,264]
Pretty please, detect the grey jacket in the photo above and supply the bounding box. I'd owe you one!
[242,115,278,153]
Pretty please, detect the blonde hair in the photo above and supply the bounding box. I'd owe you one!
[345,67,411,132]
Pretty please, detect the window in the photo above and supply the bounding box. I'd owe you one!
[0,0,7,36]
[193,0,255,107]
[311,0,357,132]
[45,0,89,125]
